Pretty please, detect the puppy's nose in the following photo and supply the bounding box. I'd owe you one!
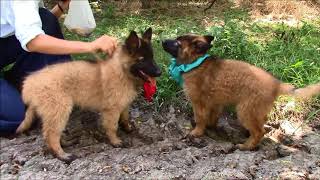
[162,39,176,47]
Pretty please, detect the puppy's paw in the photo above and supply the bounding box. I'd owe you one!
[235,143,245,151]
[110,139,123,148]
[189,128,204,137]
[182,130,203,141]
[235,143,257,151]
[183,133,194,141]
[57,153,78,164]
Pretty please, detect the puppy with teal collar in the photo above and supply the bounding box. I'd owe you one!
[163,34,320,150]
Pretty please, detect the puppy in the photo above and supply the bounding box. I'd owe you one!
[162,34,320,150]
[16,28,162,162]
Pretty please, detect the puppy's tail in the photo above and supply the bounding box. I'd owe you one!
[16,106,36,134]
[278,82,320,100]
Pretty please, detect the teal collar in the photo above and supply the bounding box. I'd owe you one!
[169,54,210,87]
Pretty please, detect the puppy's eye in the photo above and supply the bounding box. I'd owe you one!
[138,57,144,61]
[192,41,200,45]
[190,42,197,48]
[194,41,206,48]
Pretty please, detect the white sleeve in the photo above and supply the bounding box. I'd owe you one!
[12,0,45,52]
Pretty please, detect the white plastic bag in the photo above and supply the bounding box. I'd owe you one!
[64,0,96,36]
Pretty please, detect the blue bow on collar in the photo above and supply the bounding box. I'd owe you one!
[168,54,210,87]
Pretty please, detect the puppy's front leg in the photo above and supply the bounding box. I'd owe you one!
[120,107,133,133]
[102,110,122,147]
[190,104,210,137]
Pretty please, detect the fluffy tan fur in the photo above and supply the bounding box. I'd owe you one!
[166,34,320,150]
[184,58,320,150]
[16,46,142,162]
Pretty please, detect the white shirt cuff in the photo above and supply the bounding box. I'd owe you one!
[18,28,45,52]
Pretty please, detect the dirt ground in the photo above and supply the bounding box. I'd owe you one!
[1,99,320,179]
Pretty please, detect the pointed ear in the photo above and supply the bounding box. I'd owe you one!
[142,27,152,42]
[125,31,141,53]
[204,35,214,44]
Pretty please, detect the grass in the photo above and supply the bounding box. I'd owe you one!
[63,3,320,118]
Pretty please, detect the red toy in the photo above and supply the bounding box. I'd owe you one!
[143,78,157,102]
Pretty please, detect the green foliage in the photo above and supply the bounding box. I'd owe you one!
[64,7,320,110]
[208,20,320,87]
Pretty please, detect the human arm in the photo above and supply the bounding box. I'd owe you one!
[12,0,117,55]
[27,34,117,55]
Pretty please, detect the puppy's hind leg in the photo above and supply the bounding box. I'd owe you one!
[40,98,75,163]
[236,103,266,150]
[119,107,133,133]
[16,106,36,134]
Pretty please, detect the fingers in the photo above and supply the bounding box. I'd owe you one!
[99,35,118,55]
[90,35,118,56]
[106,36,117,55]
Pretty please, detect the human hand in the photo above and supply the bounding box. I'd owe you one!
[90,35,118,56]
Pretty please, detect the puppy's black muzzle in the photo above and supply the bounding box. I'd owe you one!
[162,40,180,58]
[154,68,162,77]
[144,60,162,77]
[131,60,162,80]
[148,62,162,77]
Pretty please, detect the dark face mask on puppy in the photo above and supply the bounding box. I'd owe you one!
[124,28,162,101]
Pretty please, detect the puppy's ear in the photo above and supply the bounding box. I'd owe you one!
[142,27,152,42]
[126,31,141,53]
[204,35,214,44]
[195,41,212,54]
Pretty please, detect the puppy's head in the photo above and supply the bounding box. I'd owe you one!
[162,34,214,64]
[124,28,162,82]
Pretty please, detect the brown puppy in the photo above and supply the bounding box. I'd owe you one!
[16,28,161,163]
[162,34,320,150]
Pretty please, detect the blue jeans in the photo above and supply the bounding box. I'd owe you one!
[0,8,71,134]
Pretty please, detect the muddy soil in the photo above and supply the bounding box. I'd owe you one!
[1,101,320,179]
